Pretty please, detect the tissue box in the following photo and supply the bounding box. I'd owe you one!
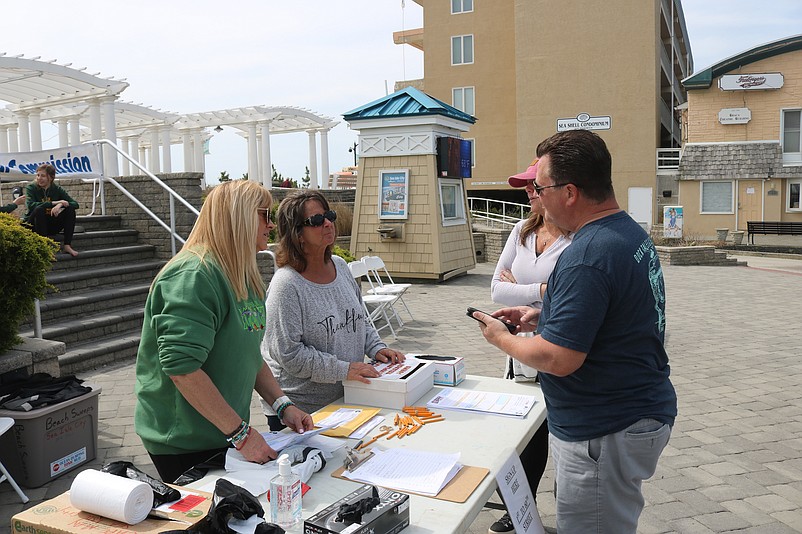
[10,487,212,534]
[344,360,434,410]
[428,356,466,386]
[304,484,410,534]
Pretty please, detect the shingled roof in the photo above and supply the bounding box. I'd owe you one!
[679,142,802,180]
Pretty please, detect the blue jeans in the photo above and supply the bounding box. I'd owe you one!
[551,418,671,534]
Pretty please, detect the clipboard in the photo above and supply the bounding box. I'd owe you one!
[313,404,382,438]
[331,464,489,503]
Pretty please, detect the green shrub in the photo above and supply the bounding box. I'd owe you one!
[0,214,58,352]
[332,245,356,263]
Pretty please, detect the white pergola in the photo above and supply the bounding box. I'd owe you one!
[0,54,337,188]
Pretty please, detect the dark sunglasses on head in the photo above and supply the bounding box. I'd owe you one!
[303,210,337,227]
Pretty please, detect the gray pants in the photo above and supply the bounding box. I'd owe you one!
[551,418,671,534]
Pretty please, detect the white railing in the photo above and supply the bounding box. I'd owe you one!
[468,197,530,227]
[657,147,681,169]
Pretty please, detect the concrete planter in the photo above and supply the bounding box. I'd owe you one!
[731,231,745,245]
[716,228,729,242]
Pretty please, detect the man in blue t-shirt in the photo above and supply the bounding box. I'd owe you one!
[473,129,677,534]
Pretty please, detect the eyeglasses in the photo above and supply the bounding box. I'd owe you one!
[531,182,570,195]
[256,208,273,224]
[303,210,337,227]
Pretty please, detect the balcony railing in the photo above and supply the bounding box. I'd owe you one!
[657,148,681,169]
[468,197,530,227]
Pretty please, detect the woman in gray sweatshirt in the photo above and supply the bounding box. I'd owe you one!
[261,190,405,430]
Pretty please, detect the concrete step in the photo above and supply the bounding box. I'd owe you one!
[48,229,140,250]
[19,306,145,345]
[49,244,157,270]
[74,215,123,232]
[46,260,164,295]
[58,332,142,375]
[28,283,151,325]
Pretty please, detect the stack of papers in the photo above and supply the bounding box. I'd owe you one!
[343,448,461,497]
[427,388,536,418]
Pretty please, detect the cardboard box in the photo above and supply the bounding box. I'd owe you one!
[0,386,101,487]
[416,355,466,386]
[10,487,213,534]
[304,484,409,534]
[344,360,434,410]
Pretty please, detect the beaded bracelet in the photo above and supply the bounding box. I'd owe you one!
[226,421,250,448]
[276,401,294,422]
[233,427,253,450]
[225,420,247,441]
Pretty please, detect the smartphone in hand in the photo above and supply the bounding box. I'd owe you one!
[466,307,517,334]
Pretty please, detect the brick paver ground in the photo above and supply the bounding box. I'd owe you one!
[2,254,801,533]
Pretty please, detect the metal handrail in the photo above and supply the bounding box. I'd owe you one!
[657,147,681,169]
[33,140,201,338]
[91,139,200,256]
[468,196,530,227]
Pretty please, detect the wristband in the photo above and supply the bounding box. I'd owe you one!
[234,427,253,450]
[271,395,291,413]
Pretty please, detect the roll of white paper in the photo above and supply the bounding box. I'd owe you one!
[69,469,154,525]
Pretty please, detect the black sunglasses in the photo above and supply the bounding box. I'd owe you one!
[256,208,273,224]
[303,210,337,227]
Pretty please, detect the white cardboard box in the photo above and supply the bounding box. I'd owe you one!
[408,355,466,386]
[343,360,435,409]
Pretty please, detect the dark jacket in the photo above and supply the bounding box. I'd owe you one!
[24,181,79,222]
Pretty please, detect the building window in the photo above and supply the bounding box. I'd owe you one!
[451,35,474,65]
[440,178,467,226]
[782,109,801,165]
[700,181,734,214]
[452,87,475,115]
[451,0,473,14]
[789,179,801,211]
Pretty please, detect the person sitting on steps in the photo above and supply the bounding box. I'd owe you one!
[24,164,80,257]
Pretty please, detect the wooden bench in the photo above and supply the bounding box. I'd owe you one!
[746,221,802,245]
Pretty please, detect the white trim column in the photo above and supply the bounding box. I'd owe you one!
[149,127,161,173]
[17,112,30,152]
[307,130,319,189]
[119,136,130,176]
[259,122,272,189]
[68,117,81,146]
[8,126,18,152]
[161,126,172,173]
[102,96,119,176]
[320,129,330,189]
[138,141,147,170]
[192,128,204,175]
[57,119,69,147]
[129,137,140,169]
[247,122,258,182]
[181,130,192,172]
[89,100,102,141]
[29,109,42,151]
[0,127,8,153]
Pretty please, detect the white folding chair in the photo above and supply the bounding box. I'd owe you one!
[347,261,399,339]
[0,417,29,503]
[361,255,414,321]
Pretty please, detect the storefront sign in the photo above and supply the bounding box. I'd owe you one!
[557,113,611,132]
[718,73,783,91]
[718,108,752,124]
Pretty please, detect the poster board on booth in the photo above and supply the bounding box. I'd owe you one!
[378,169,409,219]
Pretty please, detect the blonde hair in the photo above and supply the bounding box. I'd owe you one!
[157,180,272,301]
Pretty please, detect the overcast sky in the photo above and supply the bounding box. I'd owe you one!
[2,1,801,185]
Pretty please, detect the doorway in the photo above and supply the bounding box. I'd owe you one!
[737,180,762,230]
[628,187,653,232]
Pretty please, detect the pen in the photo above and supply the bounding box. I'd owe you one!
[354,439,364,450]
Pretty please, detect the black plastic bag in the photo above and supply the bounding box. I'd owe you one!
[101,461,180,507]
[162,479,284,534]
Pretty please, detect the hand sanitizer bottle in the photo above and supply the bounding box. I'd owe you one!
[270,454,302,530]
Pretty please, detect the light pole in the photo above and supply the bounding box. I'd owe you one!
[348,142,358,167]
